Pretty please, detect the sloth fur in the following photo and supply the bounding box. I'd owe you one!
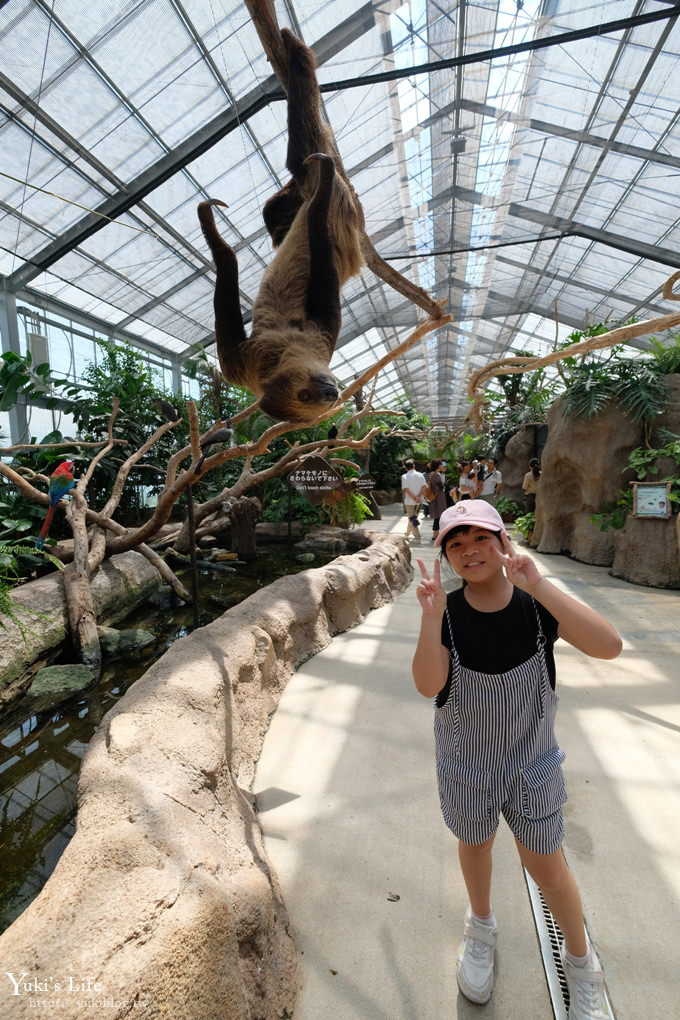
[198,29,364,422]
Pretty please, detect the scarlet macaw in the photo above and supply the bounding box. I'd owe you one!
[35,460,76,549]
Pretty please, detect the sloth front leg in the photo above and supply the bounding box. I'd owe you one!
[303,153,341,345]
[281,29,329,183]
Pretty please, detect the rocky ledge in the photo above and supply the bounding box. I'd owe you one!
[0,529,412,1020]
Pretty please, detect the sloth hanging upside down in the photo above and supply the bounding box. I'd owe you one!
[198,29,365,422]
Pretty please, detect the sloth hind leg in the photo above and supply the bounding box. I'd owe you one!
[197,201,248,376]
[303,153,341,343]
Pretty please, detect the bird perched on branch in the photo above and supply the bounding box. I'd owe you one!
[153,398,180,422]
[35,460,76,549]
[194,421,234,474]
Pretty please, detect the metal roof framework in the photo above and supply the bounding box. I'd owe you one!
[1,0,680,430]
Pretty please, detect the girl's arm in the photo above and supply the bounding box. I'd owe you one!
[412,559,450,697]
[494,535,622,660]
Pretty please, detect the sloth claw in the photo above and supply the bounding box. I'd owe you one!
[303,152,333,167]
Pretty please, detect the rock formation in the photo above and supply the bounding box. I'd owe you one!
[532,396,640,564]
[0,550,162,709]
[0,530,412,1020]
[611,374,680,587]
[498,427,536,506]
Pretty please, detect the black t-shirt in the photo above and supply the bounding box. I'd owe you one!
[437,587,559,707]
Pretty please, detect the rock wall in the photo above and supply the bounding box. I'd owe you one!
[498,427,536,506]
[612,515,680,587]
[532,396,641,565]
[0,550,162,709]
[0,531,412,1020]
[611,374,680,587]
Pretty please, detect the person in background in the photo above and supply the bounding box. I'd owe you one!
[422,465,431,518]
[522,458,541,512]
[401,458,426,544]
[427,459,448,542]
[479,457,502,505]
[458,461,477,501]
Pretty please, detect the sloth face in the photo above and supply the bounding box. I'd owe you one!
[260,368,339,423]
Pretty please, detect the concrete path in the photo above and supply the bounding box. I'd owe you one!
[253,506,680,1019]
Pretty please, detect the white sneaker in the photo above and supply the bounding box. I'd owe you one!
[560,941,613,1020]
[456,906,497,1004]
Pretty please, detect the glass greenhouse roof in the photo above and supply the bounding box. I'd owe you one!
[2,0,679,425]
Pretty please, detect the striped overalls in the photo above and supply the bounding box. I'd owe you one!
[434,601,567,854]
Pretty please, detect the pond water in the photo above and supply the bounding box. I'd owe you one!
[0,542,332,934]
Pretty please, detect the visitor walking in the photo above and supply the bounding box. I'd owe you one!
[401,459,426,544]
[412,500,621,1018]
[479,457,502,504]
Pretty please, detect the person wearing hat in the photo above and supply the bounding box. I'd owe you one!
[412,500,621,1018]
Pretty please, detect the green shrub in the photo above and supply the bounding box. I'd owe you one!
[513,512,536,541]
[494,497,522,518]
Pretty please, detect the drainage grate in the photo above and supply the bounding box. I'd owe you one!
[523,869,614,1020]
[524,868,569,1019]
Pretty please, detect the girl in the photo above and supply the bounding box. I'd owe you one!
[412,500,621,1019]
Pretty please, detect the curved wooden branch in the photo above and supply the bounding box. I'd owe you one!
[341,314,452,405]
[466,287,680,428]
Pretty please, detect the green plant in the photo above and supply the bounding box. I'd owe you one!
[590,490,634,532]
[562,331,669,425]
[260,477,320,526]
[513,512,535,541]
[323,488,372,528]
[494,497,522,518]
[0,350,61,413]
[368,403,431,489]
[590,435,680,531]
[0,542,61,640]
[487,351,561,429]
[648,332,680,376]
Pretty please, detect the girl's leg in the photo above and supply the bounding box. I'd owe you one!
[458,834,496,917]
[515,840,587,956]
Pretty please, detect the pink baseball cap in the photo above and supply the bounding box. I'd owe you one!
[434,500,507,547]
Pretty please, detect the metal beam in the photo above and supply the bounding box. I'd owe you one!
[453,97,680,171]
[5,4,377,291]
[507,202,680,269]
[15,285,186,366]
[319,6,680,92]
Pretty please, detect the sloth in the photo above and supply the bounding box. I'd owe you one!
[198,29,364,422]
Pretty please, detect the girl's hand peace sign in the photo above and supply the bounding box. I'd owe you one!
[416,558,448,616]
[491,531,543,592]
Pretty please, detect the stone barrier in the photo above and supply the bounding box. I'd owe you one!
[0,531,412,1020]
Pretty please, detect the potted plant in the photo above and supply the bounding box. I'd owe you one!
[494,497,522,523]
[513,511,536,544]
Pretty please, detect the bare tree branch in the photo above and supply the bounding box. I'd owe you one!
[0,439,127,455]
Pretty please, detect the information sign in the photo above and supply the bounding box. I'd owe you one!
[631,481,671,519]
[288,456,344,505]
[356,474,376,491]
